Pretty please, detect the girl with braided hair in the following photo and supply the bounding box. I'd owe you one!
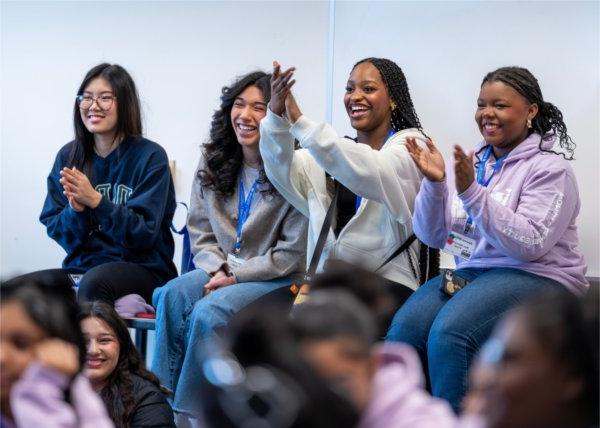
[80,301,175,427]
[261,58,438,309]
[386,66,588,413]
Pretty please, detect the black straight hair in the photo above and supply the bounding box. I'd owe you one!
[70,63,142,177]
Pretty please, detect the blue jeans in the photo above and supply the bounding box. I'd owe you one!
[151,268,293,414]
[386,267,562,413]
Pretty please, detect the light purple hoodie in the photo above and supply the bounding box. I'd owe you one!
[8,362,113,428]
[358,343,456,428]
[413,133,588,295]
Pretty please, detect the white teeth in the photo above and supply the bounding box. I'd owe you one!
[351,105,368,112]
[238,124,255,131]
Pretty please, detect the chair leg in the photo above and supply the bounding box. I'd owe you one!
[135,329,148,359]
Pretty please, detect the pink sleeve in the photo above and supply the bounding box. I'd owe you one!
[459,167,578,261]
[413,177,452,249]
[11,363,114,428]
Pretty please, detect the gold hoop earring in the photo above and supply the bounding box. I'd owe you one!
[390,101,397,110]
[527,118,532,129]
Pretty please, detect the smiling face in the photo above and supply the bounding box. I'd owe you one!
[475,312,583,428]
[344,62,392,133]
[82,316,120,390]
[0,302,46,406]
[230,85,267,149]
[79,77,119,139]
[475,81,538,157]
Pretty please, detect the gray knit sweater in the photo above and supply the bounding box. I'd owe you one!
[187,154,308,283]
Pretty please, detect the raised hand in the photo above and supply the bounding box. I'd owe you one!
[34,339,80,378]
[454,145,475,194]
[59,167,102,208]
[284,91,302,124]
[270,60,296,117]
[405,137,445,182]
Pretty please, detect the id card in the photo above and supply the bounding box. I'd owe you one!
[227,253,246,270]
[443,231,476,260]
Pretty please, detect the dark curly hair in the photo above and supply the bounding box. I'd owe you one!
[70,63,142,178]
[199,71,276,197]
[79,302,167,428]
[481,66,576,160]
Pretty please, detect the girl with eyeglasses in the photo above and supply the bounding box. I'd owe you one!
[17,63,177,304]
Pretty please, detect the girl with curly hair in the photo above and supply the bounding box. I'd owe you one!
[80,301,175,427]
[151,71,308,419]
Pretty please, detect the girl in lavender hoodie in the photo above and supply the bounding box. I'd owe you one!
[386,66,588,413]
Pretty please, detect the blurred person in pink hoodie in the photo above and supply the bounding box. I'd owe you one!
[291,290,456,428]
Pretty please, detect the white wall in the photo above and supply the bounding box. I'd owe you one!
[0,0,330,277]
[1,0,598,278]
[329,0,599,275]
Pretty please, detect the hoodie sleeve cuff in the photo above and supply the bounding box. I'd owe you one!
[21,362,70,390]
[458,180,483,207]
[91,195,112,217]
[289,115,318,146]
[421,177,448,197]
[265,107,291,130]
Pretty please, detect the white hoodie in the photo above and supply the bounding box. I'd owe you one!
[260,109,429,288]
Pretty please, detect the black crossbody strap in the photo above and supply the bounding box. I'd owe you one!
[303,183,340,283]
[374,233,417,273]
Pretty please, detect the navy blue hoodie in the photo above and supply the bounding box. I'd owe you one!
[40,137,177,283]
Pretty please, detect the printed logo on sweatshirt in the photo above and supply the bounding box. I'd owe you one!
[95,183,133,205]
[490,188,512,206]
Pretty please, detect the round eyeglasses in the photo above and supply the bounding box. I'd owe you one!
[76,94,116,111]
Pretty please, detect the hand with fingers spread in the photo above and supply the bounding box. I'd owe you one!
[59,167,102,209]
[270,61,296,118]
[453,145,475,194]
[405,137,446,182]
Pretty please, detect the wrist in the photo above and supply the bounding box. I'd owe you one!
[89,192,102,209]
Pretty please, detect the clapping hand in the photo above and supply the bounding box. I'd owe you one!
[405,137,445,182]
[453,145,475,194]
[270,61,296,117]
[60,167,102,209]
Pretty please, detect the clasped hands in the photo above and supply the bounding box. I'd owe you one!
[405,137,475,194]
[59,167,102,212]
[270,60,302,124]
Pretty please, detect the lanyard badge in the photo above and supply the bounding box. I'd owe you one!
[235,176,259,255]
[445,145,507,259]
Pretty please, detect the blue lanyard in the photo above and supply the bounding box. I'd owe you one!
[236,176,259,252]
[464,146,507,233]
[354,129,396,210]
